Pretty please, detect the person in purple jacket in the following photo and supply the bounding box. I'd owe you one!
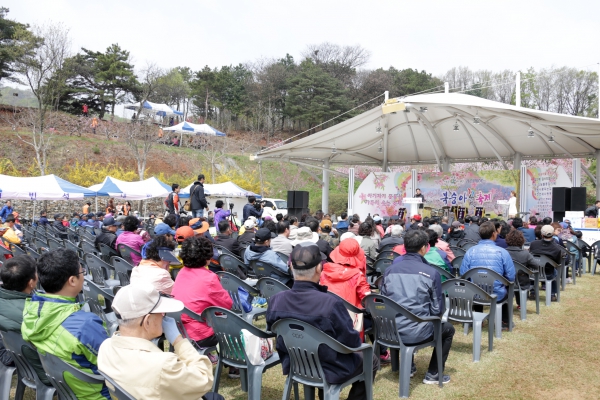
[213,200,231,233]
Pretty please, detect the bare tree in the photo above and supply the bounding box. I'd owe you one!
[10,23,71,175]
[124,122,156,180]
[302,42,370,86]
[198,136,228,182]
[134,62,164,118]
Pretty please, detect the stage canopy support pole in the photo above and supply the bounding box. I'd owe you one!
[442,158,450,173]
[572,159,581,187]
[596,150,600,199]
[519,165,527,216]
[322,159,330,214]
[382,116,389,172]
[348,167,355,217]
[444,82,449,94]
[513,152,521,171]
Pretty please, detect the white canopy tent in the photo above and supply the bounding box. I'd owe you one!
[89,177,172,200]
[163,121,226,136]
[123,101,183,117]
[0,174,97,201]
[256,92,600,213]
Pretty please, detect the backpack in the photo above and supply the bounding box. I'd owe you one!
[164,192,174,211]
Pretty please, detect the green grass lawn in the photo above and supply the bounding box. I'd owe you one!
[10,272,600,399]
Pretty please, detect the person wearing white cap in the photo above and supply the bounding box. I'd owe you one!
[98,283,222,400]
[236,218,257,244]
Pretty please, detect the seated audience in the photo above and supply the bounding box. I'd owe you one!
[22,248,109,399]
[319,219,340,249]
[460,221,515,327]
[423,230,452,274]
[267,244,379,399]
[336,212,349,232]
[214,220,241,255]
[0,256,38,367]
[270,221,293,256]
[244,228,290,283]
[115,216,146,265]
[494,221,508,249]
[213,200,231,233]
[131,235,175,294]
[171,236,236,375]
[463,216,481,242]
[98,283,222,400]
[2,215,21,245]
[373,216,385,238]
[347,215,361,235]
[447,221,465,241]
[356,222,378,264]
[379,225,404,251]
[528,225,565,301]
[237,219,256,244]
[381,230,454,384]
[307,219,333,259]
[430,224,454,261]
[513,217,535,243]
[95,216,121,251]
[505,230,539,306]
[38,210,49,226]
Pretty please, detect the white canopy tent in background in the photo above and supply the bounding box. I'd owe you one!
[179,182,259,217]
[0,174,96,201]
[256,91,600,214]
[89,177,172,200]
[0,174,97,220]
[123,101,183,117]
[163,121,226,137]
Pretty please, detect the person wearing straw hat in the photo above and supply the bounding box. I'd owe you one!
[98,282,223,400]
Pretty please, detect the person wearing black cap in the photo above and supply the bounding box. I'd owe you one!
[95,216,121,251]
[266,244,379,400]
[243,228,290,284]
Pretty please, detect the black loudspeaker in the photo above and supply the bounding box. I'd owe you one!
[553,211,565,222]
[294,191,309,209]
[287,191,296,208]
[552,187,570,212]
[570,187,587,211]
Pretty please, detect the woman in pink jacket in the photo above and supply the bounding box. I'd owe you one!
[115,216,147,265]
[171,236,237,376]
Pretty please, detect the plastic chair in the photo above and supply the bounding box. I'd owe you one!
[363,294,443,397]
[215,271,266,323]
[84,253,119,286]
[441,279,496,362]
[110,256,134,286]
[98,370,136,400]
[449,246,465,257]
[450,256,463,275]
[575,239,591,273]
[590,240,600,275]
[81,239,100,257]
[117,243,142,266]
[202,307,280,400]
[531,254,560,306]
[165,307,217,355]
[512,261,540,320]
[98,243,119,264]
[0,350,18,400]
[256,277,290,300]
[271,317,373,400]
[83,279,118,336]
[377,250,399,261]
[218,254,249,279]
[46,236,63,251]
[564,241,582,282]
[159,249,182,266]
[11,244,26,257]
[447,238,461,247]
[379,244,397,253]
[0,330,55,400]
[432,264,455,281]
[250,260,292,282]
[37,351,105,400]
[25,246,41,260]
[461,268,514,338]
[214,244,243,261]
[275,251,290,264]
[0,245,12,259]
[373,258,393,276]
[34,237,48,252]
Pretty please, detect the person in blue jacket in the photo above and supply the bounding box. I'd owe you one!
[460,221,515,328]
[0,200,13,223]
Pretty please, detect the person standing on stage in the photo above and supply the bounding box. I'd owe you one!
[415,188,425,213]
[508,191,518,218]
